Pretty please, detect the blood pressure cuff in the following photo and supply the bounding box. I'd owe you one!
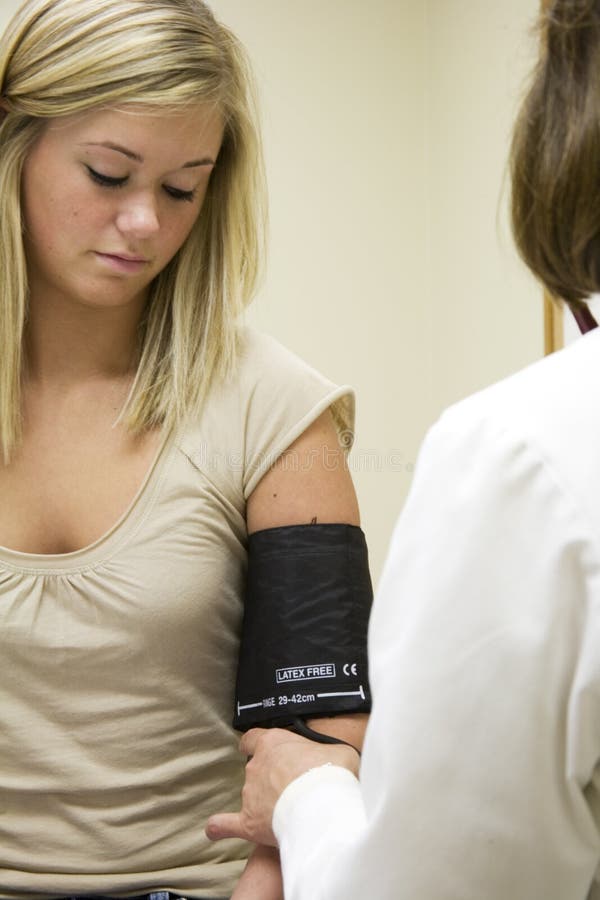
[233,523,373,731]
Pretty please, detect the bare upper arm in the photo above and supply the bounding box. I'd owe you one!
[246,409,360,534]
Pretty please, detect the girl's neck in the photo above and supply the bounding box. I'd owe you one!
[25,289,145,386]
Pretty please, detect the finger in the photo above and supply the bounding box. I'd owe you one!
[205,812,247,842]
[239,727,268,757]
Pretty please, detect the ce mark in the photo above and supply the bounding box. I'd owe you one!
[343,662,358,677]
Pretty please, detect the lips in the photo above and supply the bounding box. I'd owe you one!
[101,252,149,263]
[94,252,150,274]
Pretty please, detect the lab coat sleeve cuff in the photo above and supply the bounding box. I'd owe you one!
[273,764,364,846]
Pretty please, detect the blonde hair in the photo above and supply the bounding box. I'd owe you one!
[0,0,266,462]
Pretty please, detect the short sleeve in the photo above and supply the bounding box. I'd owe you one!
[178,327,355,506]
[237,329,354,498]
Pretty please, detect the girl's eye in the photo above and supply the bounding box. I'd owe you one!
[164,185,197,203]
[86,165,127,188]
[86,165,196,203]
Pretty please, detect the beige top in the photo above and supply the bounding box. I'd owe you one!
[0,328,354,900]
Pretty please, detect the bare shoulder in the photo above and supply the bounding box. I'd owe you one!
[246,409,360,534]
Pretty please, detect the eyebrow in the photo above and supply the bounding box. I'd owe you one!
[82,141,216,168]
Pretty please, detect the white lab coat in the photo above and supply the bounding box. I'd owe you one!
[273,328,600,899]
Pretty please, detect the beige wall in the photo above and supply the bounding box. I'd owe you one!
[426,0,542,418]
[211,0,542,581]
[210,0,432,583]
[0,0,543,582]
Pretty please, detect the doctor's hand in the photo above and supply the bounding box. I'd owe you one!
[205,728,360,847]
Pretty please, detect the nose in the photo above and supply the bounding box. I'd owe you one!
[116,191,160,238]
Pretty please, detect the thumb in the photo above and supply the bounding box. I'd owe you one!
[205,812,247,842]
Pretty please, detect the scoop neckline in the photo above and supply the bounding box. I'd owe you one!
[0,425,176,574]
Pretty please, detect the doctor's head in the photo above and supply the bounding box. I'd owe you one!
[511,0,600,305]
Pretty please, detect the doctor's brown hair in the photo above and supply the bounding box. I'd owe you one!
[511,0,600,303]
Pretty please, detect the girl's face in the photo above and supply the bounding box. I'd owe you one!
[21,105,224,312]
